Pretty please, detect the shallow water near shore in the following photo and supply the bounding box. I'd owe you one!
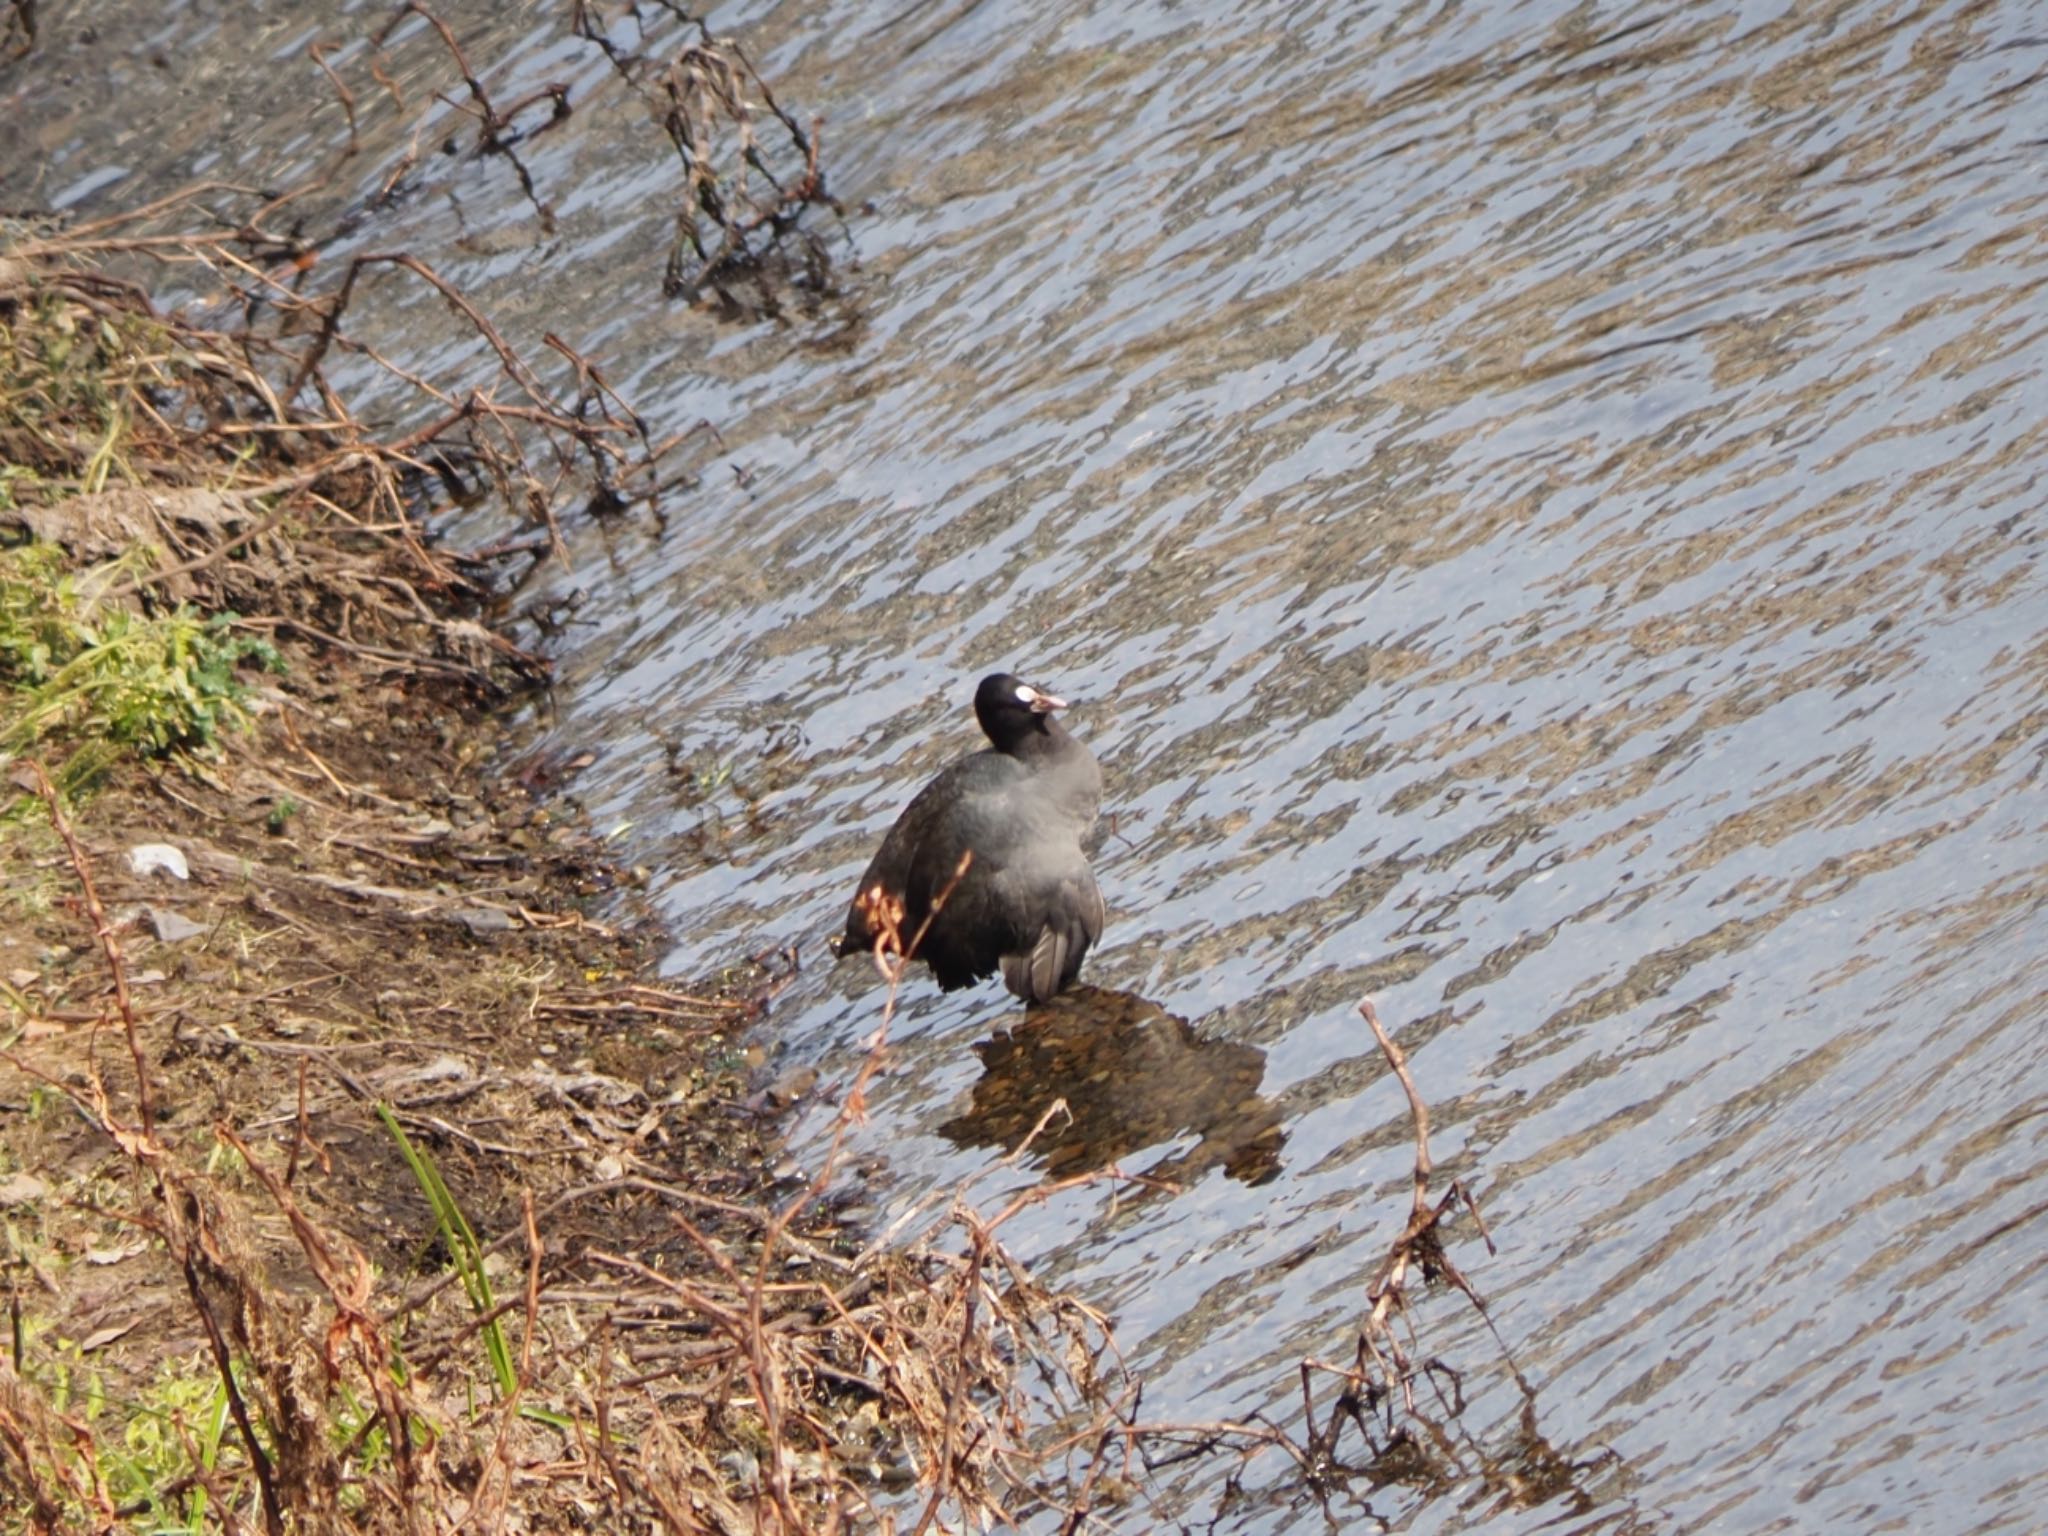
[11,0,2046,1527]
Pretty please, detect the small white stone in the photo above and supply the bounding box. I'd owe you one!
[127,843,189,880]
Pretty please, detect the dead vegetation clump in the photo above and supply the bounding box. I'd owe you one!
[0,216,662,702]
[569,5,847,314]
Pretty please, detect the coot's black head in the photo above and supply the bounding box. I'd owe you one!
[974,672,1068,754]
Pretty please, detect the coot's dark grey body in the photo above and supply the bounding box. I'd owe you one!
[838,674,1105,1003]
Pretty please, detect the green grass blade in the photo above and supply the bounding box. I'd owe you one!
[374,1103,519,1400]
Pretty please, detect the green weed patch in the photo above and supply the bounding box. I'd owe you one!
[0,540,283,792]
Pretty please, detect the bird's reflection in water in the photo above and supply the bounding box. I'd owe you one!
[937,985,1286,1186]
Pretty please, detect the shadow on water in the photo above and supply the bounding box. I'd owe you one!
[938,983,1288,1187]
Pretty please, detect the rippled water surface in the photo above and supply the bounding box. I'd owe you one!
[11,0,2047,1528]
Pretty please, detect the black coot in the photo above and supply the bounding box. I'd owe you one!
[836,673,1105,1003]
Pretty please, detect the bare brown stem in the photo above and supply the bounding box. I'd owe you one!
[27,761,154,1138]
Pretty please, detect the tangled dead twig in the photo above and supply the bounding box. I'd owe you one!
[368,2,570,232]
[1275,998,1499,1492]
[1093,995,1510,1524]
[571,5,847,314]
[1354,996,1494,1404]
[654,36,840,307]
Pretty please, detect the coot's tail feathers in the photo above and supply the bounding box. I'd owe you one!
[1002,928,1068,1004]
[1002,873,1106,1004]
